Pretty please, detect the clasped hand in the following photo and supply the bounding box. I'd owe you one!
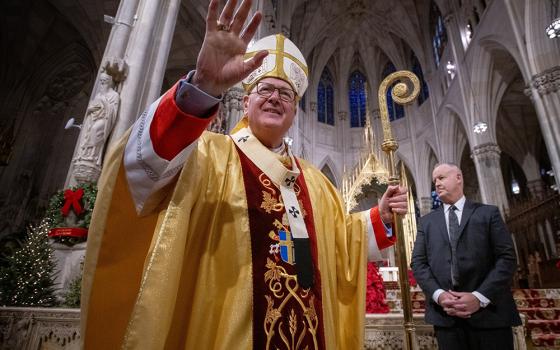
[438,290,481,318]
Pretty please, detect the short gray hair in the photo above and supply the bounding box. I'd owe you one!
[433,163,463,175]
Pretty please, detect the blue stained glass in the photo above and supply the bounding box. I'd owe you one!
[382,62,405,121]
[299,92,306,111]
[318,68,334,126]
[326,85,334,125]
[386,89,395,121]
[318,81,326,123]
[396,103,405,120]
[349,71,366,128]
[359,90,365,126]
[431,190,442,209]
[430,1,447,67]
[411,53,430,106]
[348,71,366,128]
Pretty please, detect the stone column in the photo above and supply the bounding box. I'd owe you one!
[529,66,560,192]
[207,86,245,135]
[108,0,183,148]
[471,142,509,214]
[65,0,139,186]
[66,0,182,185]
[504,0,560,192]
[60,0,182,295]
[224,86,245,132]
[420,196,432,216]
[527,179,545,199]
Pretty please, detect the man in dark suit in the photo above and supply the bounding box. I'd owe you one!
[411,163,521,350]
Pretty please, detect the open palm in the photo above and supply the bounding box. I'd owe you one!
[192,0,267,97]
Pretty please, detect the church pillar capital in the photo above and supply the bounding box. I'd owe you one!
[527,179,546,199]
[531,65,560,97]
[470,142,509,214]
[443,13,455,25]
[471,142,501,160]
[310,102,317,112]
[420,196,432,216]
[525,66,560,193]
[216,86,245,134]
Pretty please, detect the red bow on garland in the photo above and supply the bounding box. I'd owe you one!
[61,188,85,216]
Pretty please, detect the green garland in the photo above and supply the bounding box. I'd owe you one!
[63,260,83,308]
[45,183,97,245]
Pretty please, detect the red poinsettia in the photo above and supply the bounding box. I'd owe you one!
[408,269,417,287]
[366,262,390,313]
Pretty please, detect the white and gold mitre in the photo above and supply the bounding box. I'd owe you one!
[242,34,308,97]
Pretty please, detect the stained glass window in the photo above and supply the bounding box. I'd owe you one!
[348,70,366,128]
[430,1,447,67]
[431,190,442,210]
[411,53,430,106]
[299,92,306,112]
[382,62,405,121]
[317,68,335,125]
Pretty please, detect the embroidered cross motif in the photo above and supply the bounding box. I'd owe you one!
[238,135,249,143]
[289,206,300,218]
[284,176,296,187]
[278,230,295,264]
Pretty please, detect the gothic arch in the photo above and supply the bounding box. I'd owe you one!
[468,37,526,146]
[471,38,550,198]
[524,1,560,73]
[440,106,469,163]
[0,7,97,239]
[318,156,339,187]
[417,141,440,199]
[292,0,427,79]
[459,138,481,203]
[307,40,339,99]
[396,152,417,198]
[164,4,207,87]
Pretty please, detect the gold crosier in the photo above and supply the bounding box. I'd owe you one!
[378,70,420,350]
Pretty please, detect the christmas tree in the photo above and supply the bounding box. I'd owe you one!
[62,260,83,308]
[0,219,58,307]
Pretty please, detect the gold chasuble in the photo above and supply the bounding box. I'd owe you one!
[82,129,378,349]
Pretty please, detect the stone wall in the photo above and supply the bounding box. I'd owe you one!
[0,307,527,349]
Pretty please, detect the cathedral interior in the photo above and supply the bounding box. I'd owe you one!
[0,0,559,348]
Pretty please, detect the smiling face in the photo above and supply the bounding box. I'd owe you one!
[243,77,297,148]
[432,163,464,204]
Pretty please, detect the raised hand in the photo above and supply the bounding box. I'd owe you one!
[192,0,268,97]
[378,185,408,224]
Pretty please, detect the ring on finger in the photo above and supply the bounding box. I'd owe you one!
[216,20,231,32]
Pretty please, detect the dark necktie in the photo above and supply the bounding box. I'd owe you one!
[449,205,460,286]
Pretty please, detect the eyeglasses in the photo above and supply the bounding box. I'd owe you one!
[253,82,296,102]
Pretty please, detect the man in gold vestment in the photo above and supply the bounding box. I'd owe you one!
[81,0,408,348]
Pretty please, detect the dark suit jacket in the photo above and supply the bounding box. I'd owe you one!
[411,200,522,328]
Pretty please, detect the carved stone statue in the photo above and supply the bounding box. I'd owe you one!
[73,73,119,183]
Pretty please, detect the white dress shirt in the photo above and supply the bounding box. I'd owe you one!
[432,196,490,308]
